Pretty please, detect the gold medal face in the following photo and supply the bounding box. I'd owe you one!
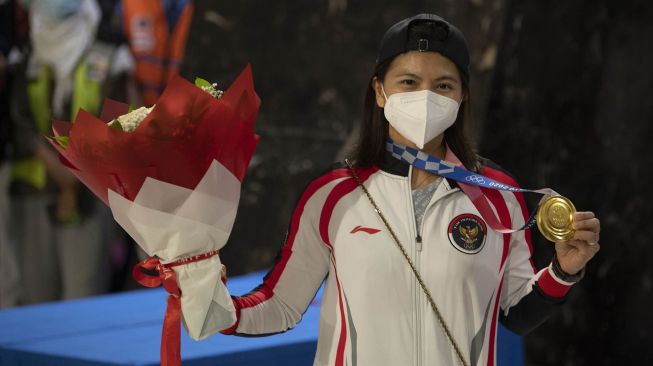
[537,195,576,243]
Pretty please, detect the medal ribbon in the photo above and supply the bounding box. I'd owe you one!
[132,250,220,366]
[386,139,558,233]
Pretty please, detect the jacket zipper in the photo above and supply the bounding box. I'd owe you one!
[406,166,422,366]
[410,174,459,366]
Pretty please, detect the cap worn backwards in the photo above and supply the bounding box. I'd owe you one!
[376,14,470,81]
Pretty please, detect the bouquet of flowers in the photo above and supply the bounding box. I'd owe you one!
[49,66,260,366]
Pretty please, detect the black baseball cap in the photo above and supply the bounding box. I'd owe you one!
[376,14,470,81]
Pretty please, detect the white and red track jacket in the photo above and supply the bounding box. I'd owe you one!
[214,150,574,366]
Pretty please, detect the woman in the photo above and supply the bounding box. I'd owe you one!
[184,14,600,365]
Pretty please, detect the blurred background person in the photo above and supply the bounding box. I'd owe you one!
[103,0,195,273]
[9,0,134,304]
[0,0,28,308]
[117,0,193,106]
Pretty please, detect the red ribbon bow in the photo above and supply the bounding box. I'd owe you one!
[132,250,219,366]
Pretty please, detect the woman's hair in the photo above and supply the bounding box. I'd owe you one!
[351,23,480,172]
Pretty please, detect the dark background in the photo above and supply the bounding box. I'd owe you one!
[179,1,653,364]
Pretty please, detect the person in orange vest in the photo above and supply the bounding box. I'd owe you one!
[117,0,193,106]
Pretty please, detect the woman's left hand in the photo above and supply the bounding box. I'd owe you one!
[554,211,601,275]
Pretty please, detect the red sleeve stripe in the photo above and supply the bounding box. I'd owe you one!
[320,167,378,250]
[319,166,376,364]
[481,166,535,273]
[486,279,504,366]
[331,256,348,366]
[220,167,351,334]
[481,167,568,297]
[537,268,571,298]
[479,183,512,271]
[512,191,536,273]
[264,167,351,290]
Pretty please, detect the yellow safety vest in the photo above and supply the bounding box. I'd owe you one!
[12,43,111,189]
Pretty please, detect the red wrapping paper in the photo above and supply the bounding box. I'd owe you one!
[49,65,260,206]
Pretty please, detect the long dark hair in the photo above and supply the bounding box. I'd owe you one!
[351,32,480,172]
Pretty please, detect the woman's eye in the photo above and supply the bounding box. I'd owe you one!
[400,79,416,86]
[437,83,453,90]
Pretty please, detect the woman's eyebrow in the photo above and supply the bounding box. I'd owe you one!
[395,72,422,79]
[434,75,459,83]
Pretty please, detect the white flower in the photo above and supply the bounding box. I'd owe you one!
[200,83,224,99]
[110,106,153,132]
[109,81,223,132]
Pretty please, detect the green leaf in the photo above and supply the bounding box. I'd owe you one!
[128,103,137,113]
[53,136,69,149]
[108,120,124,131]
[195,77,211,88]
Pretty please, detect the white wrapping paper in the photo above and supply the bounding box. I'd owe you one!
[108,160,239,339]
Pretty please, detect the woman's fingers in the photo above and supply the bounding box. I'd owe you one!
[556,212,602,272]
[573,211,595,221]
[572,212,600,245]
[573,228,600,244]
[563,239,600,252]
[573,215,600,232]
[573,218,600,232]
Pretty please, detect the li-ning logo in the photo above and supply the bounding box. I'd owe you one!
[350,225,381,235]
[465,175,486,184]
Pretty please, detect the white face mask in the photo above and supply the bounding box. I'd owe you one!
[381,85,461,149]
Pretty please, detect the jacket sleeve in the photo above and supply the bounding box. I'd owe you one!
[219,172,345,336]
[173,169,346,340]
[176,170,343,339]
[498,189,574,335]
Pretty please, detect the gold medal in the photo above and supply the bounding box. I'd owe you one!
[536,195,576,243]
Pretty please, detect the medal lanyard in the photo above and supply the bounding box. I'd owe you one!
[386,139,559,234]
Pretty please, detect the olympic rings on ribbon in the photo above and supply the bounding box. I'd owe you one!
[465,175,486,184]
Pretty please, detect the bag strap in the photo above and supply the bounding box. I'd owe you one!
[345,159,469,366]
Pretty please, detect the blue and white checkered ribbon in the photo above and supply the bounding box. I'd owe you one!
[385,138,561,232]
[386,138,556,196]
[386,140,458,176]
